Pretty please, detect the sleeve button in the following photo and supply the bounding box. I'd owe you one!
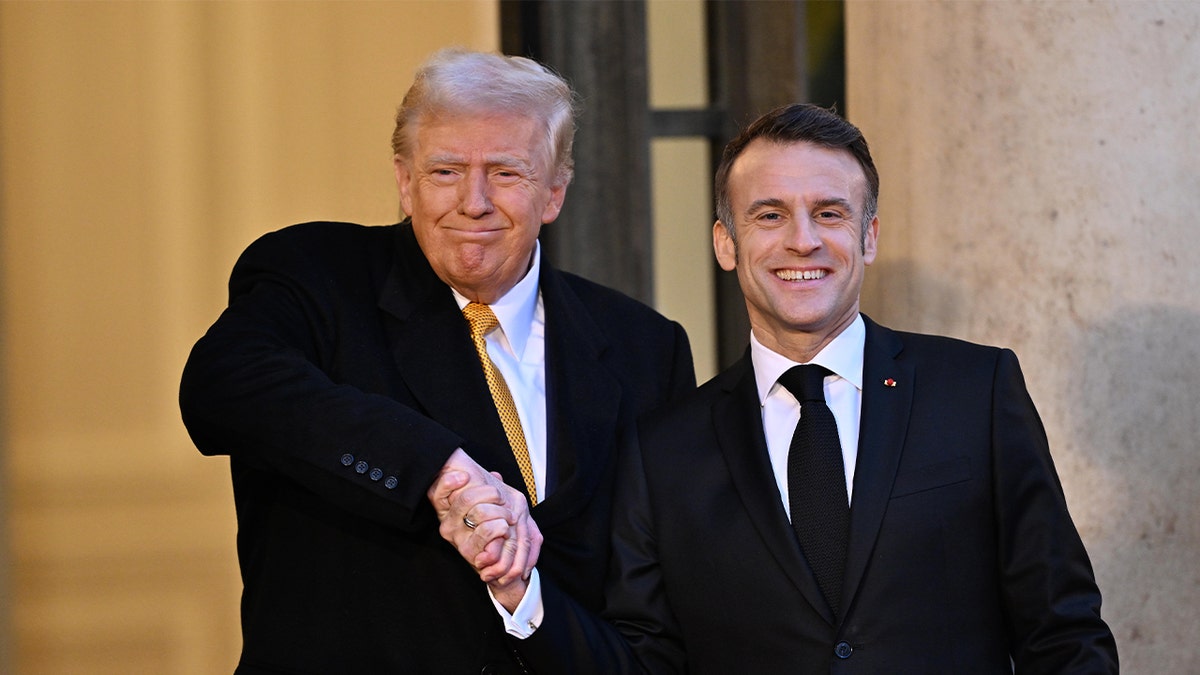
[369,467,384,481]
[354,461,369,474]
[384,476,398,489]
[340,453,354,467]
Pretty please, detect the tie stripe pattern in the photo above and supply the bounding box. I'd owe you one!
[779,364,849,618]
[463,302,538,506]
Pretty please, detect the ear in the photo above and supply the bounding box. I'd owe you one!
[713,220,737,272]
[541,181,568,224]
[862,214,880,265]
[393,154,413,216]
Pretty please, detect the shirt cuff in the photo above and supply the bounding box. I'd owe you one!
[488,567,545,639]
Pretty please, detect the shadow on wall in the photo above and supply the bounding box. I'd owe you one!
[865,259,1200,669]
[861,256,969,339]
[1069,304,1200,671]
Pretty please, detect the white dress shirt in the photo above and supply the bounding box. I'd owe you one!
[451,243,548,635]
[750,314,866,510]
[498,313,870,639]
[451,243,548,500]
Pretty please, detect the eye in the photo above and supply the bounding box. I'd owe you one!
[815,209,847,223]
[491,168,523,185]
[426,167,460,185]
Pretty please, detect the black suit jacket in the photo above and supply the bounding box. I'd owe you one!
[522,316,1117,674]
[179,221,695,674]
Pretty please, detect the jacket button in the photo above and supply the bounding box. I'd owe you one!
[384,476,398,489]
[834,641,853,659]
[340,453,354,466]
[369,467,384,481]
[354,460,369,474]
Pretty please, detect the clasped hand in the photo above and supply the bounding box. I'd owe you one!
[427,449,542,597]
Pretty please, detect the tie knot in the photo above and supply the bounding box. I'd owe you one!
[779,364,831,403]
[463,302,499,338]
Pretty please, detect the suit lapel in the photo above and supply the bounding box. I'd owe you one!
[376,224,520,480]
[535,267,621,527]
[713,356,834,623]
[840,316,913,618]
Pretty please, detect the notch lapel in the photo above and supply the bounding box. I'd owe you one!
[839,317,913,618]
[376,227,520,480]
[713,357,834,624]
[534,268,621,527]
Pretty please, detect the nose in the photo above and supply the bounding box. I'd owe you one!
[458,169,494,218]
[787,216,823,254]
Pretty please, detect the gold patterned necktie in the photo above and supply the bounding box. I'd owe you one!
[462,302,538,506]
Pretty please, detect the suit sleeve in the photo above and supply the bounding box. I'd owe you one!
[516,421,687,674]
[992,349,1119,672]
[179,229,460,530]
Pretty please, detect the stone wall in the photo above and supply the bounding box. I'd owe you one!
[848,2,1200,671]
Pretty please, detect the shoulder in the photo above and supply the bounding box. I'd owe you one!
[642,358,747,426]
[867,316,1011,368]
[548,268,685,340]
[553,270,670,321]
[866,318,1026,396]
[899,330,1006,359]
[234,221,402,275]
[244,221,398,259]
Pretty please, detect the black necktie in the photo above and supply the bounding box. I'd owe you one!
[779,364,849,618]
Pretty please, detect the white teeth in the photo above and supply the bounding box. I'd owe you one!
[777,269,826,281]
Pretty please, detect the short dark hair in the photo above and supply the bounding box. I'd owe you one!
[714,104,879,242]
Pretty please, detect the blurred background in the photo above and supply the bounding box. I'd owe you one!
[1,1,1196,672]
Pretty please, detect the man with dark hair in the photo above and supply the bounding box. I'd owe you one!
[179,48,694,674]
[437,103,1118,673]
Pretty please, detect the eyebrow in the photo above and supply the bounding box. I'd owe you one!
[423,153,536,174]
[744,197,788,217]
[489,155,538,175]
[743,196,857,220]
[811,197,855,213]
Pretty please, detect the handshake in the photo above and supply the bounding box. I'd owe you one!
[425,448,542,612]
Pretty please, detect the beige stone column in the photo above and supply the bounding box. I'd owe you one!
[848,1,1200,670]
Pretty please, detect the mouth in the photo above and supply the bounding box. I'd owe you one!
[775,268,827,281]
[446,224,506,237]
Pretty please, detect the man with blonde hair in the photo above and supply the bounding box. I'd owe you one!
[180,48,694,674]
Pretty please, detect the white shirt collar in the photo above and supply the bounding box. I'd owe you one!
[750,314,866,405]
[451,241,541,357]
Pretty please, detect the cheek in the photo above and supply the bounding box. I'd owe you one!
[416,185,462,216]
[498,192,547,225]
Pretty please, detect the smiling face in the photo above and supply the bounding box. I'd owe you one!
[394,112,567,304]
[714,139,878,361]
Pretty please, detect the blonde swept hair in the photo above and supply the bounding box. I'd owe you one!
[391,48,579,188]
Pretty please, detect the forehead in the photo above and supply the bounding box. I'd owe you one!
[410,111,548,160]
[728,139,866,207]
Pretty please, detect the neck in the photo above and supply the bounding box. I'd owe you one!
[752,309,859,363]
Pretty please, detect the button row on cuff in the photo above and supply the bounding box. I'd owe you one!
[339,453,397,489]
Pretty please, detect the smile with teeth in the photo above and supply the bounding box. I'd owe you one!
[776,269,827,281]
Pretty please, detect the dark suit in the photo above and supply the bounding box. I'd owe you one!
[179,220,695,674]
[521,316,1117,674]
